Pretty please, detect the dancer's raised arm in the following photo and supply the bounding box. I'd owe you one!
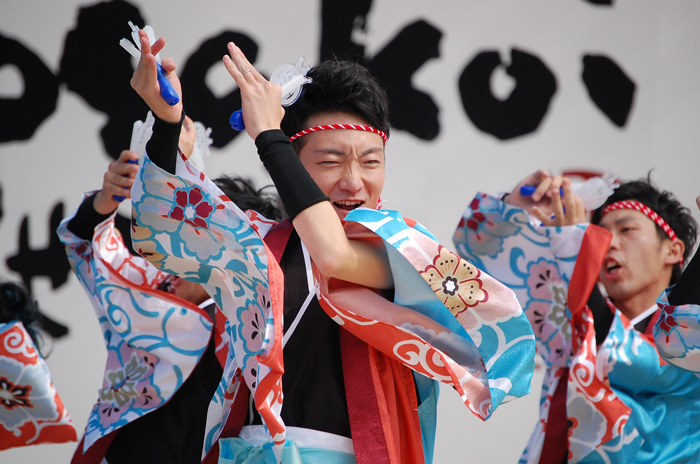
[223,42,393,289]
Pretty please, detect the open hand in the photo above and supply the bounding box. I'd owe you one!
[130,30,183,123]
[222,42,285,140]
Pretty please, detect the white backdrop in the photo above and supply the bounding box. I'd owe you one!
[2,1,700,462]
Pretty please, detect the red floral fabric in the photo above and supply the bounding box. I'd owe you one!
[0,321,77,450]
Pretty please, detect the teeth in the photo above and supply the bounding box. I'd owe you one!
[335,200,362,205]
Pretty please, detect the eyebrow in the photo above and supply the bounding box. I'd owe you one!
[312,146,384,157]
[601,215,641,228]
[614,215,643,225]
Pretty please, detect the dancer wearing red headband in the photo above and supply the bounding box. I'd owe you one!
[127,29,536,464]
[454,170,700,464]
[652,195,700,372]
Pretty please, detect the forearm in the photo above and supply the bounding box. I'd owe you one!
[66,193,114,241]
[145,110,185,174]
[293,202,392,288]
[255,130,328,220]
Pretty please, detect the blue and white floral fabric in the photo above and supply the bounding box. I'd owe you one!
[58,201,214,454]
[454,193,700,464]
[130,153,536,463]
[655,288,700,374]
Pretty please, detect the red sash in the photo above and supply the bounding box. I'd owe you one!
[539,224,612,464]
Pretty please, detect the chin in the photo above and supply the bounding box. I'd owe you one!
[601,284,632,304]
[333,207,350,221]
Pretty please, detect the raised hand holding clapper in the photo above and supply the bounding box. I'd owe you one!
[120,22,179,106]
[230,57,312,131]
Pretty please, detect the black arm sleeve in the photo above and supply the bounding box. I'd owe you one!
[66,193,114,241]
[589,283,614,345]
[255,130,329,220]
[668,249,700,306]
[144,110,185,174]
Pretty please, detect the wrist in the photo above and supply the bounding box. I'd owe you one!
[255,129,289,154]
[153,108,185,128]
[154,109,182,124]
[93,191,118,215]
[66,192,115,241]
[249,124,281,142]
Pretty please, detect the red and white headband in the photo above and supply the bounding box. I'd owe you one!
[289,124,388,145]
[602,200,682,263]
[602,200,677,241]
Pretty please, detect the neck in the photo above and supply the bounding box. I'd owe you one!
[614,278,669,321]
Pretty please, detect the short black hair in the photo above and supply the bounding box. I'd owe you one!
[0,281,44,353]
[591,177,698,284]
[281,59,390,153]
[213,175,286,221]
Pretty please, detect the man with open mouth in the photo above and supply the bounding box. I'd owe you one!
[454,171,700,463]
[126,27,537,464]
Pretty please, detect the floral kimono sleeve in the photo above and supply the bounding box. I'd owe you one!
[57,201,213,453]
[0,321,77,450]
[326,208,537,420]
[654,288,700,373]
[453,193,591,369]
[130,153,288,460]
[59,194,171,291]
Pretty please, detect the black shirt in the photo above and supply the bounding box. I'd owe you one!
[105,304,222,464]
[247,230,352,438]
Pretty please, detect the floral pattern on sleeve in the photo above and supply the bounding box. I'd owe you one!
[454,193,581,369]
[0,321,77,450]
[420,244,488,318]
[331,208,536,419]
[130,154,286,460]
[58,200,214,453]
[654,288,700,373]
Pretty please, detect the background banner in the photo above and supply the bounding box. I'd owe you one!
[2,1,700,462]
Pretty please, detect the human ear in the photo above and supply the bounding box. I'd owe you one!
[664,238,685,266]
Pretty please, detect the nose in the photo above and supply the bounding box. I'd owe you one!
[339,166,363,194]
[608,231,620,252]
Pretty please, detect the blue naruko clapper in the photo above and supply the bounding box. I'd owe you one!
[520,185,564,197]
[156,62,179,106]
[230,110,245,131]
[113,159,140,202]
